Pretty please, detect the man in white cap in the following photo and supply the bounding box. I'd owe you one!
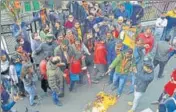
[116,16,124,32]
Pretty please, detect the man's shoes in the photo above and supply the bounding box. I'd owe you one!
[128,102,133,106]
[34,95,39,100]
[56,101,63,106]
[111,86,117,91]
[58,93,64,97]
[30,102,37,106]
[91,80,99,84]
[41,92,48,97]
[82,67,87,70]
[69,87,72,92]
[158,75,164,79]
[117,95,120,98]
[151,101,159,105]
[127,91,134,95]
[20,93,26,97]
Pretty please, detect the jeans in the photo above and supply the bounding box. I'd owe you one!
[2,78,11,92]
[24,85,36,105]
[69,81,75,91]
[17,78,25,94]
[161,28,172,41]
[69,74,83,91]
[52,91,59,105]
[161,27,176,41]
[131,91,143,111]
[154,28,164,41]
[129,72,136,93]
[113,73,128,95]
[109,69,115,84]
[153,59,168,77]
[169,50,176,60]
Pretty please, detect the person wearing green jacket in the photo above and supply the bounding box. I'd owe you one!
[106,48,133,98]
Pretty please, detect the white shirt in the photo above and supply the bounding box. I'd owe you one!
[1,60,9,73]
[155,18,168,28]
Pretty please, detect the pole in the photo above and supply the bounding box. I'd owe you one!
[0,0,2,111]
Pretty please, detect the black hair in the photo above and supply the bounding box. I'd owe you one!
[16,34,23,43]
[32,32,38,39]
[42,24,49,30]
[55,20,61,24]
[15,44,22,51]
[165,36,171,42]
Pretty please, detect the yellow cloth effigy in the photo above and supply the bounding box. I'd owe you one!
[87,92,117,112]
[121,26,137,49]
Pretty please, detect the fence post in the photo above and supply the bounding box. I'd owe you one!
[0,0,2,109]
[34,21,37,32]
[30,23,33,33]
[164,1,170,12]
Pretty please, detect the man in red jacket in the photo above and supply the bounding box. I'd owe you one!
[39,55,51,96]
[137,27,154,54]
[152,69,176,104]
[92,39,107,84]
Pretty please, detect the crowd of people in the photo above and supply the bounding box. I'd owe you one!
[1,1,176,112]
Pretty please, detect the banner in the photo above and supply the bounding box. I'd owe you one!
[32,0,40,11]
[24,1,31,12]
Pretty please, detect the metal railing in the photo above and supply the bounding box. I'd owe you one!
[141,1,176,22]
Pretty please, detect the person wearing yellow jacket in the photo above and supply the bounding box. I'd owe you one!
[162,7,176,40]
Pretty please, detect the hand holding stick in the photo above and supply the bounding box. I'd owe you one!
[105,68,112,75]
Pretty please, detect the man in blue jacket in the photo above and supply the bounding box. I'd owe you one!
[105,32,117,84]
[128,38,145,94]
[1,86,19,112]
[159,93,176,112]
[114,4,130,20]
[11,17,38,42]
[130,4,144,26]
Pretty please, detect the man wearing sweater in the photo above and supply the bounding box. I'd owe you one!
[137,27,154,55]
[153,37,174,78]
[106,48,133,97]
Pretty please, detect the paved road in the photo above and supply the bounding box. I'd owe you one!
[13,56,176,112]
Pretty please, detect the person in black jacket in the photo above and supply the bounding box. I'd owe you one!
[128,57,154,112]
